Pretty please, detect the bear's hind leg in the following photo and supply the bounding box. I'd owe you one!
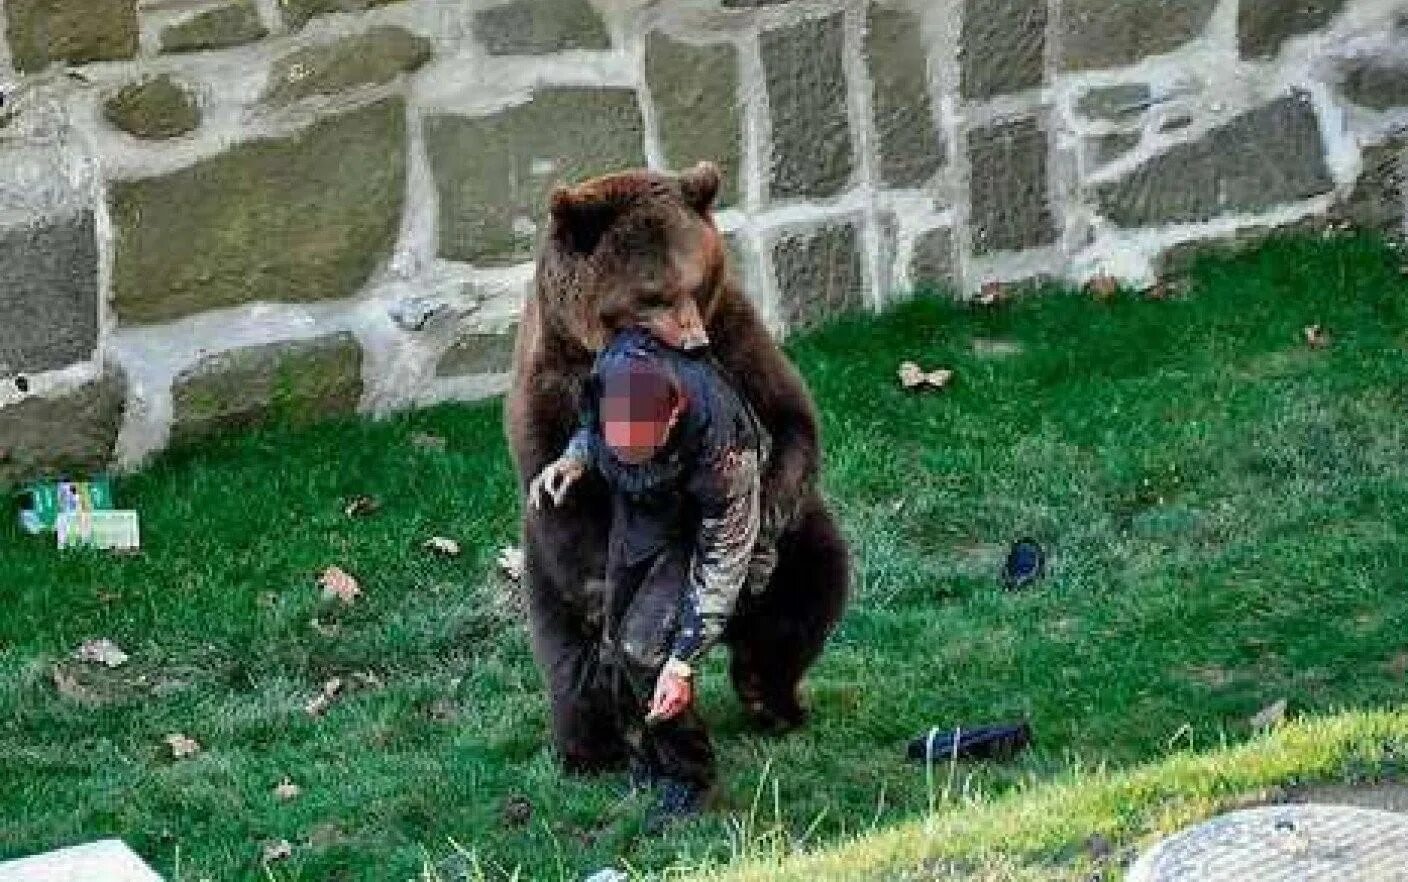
[728,492,849,734]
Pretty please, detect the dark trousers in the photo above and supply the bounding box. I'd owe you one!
[602,545,716,789]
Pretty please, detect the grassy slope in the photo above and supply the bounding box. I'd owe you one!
[1,236,1406,880]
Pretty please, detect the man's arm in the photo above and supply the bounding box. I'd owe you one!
[670,447,763,666]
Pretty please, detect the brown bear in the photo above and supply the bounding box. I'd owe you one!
[505,161,850,774]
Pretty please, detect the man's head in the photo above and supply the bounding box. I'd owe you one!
[599,355,685,465]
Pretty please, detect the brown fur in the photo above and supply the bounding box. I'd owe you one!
[506,164,850,772]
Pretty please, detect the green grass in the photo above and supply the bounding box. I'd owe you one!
[2,235,1407,881]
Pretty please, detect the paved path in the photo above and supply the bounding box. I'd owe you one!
[1129,804,1408,881]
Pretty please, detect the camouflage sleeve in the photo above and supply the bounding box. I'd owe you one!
[671,447,762,665]
[564,427,594,464]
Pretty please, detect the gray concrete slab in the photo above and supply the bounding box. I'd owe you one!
[1129,804,1408,881]
[0,840,161,881]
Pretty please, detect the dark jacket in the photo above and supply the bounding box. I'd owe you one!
[566,326,770,665]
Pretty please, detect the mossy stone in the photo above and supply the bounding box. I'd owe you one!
[110,98,406,325]
[170,334,363,443]
[104,75,200,140]
[0,369,126,487]
[161,0,268,53]
[4,0,138,72]
[279,0,406,30]
[264,26,433,107]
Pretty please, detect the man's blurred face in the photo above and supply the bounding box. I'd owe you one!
[601,363,682,465]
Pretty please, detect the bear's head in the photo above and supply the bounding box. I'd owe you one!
[536,162,728,354]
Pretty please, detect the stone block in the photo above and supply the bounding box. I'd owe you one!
[171,333,362,443]
[1087,132,1141,167]
[910,227,956,291]
[0,369,125,487]
[1239,0,1348,60]
[474,0,609,55]
[280,0,406,30]
[867,4,944,186]
[967,116,1056,254]
[645,33,742,206]
[4,0,138,72]
[0,212,99,376]
[1060,0,1216,71]
[773,221,865,330]
[960,0,1046,100]
[1337,138,1406,235]
[104,75,201,140]
[761,12,852,199]
[1076,84,1152,122]
[161,0,267,53]
[110,98,406,325]
[1343,62,1408,111]
[264,26,432,107]
[721,0,793,6]
[1095,95,1334,227]
[425,88,645,265]
[435,326,517,377]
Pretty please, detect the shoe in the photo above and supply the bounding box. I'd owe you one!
[643,777,711,833]
[906,722,1033,762]
[1001,538,1045,591]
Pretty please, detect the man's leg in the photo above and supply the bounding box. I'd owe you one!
[612,548,717,823]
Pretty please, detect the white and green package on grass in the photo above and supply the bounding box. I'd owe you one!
[56,510,141,551]
[17,477,115,534]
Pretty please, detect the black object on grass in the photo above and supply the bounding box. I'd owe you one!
[1001,538,1045,591]
[906,722,1033,763]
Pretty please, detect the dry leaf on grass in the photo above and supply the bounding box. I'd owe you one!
[426,698,458,724]
[262,840,292,864]
[73,638,128,668]
[319,566,361,605]
[1386,652,1408,678]
[423,536,461,557]
[1303,324,1331,349]
[1085,273,1119,301]
[305,677,343,717]
[1250,698,1288,731]
[897,361,954,392]
[343,495,381,518]
[309,617,340,638]
[164,733,201,759]
[273,778,302,802]
[497,546,525,582]
[411,432,448,452]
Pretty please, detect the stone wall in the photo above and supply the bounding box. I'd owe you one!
[1,0,1405,481]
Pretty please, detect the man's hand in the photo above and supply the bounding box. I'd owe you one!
[528,456,586,509]
[645,659,694,724]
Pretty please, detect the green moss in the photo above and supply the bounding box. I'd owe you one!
[4,0,138,72]
[103,75,201,140]
[264,26,433,107]
[161,0,268,54]
[278,0,406,30]
[109,98,406,324]
[171,334,363,443]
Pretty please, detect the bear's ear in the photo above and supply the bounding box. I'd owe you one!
[549,184,616,253]
[678,161,721,213]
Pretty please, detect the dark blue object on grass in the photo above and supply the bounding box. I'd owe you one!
[1001,537,1045,591]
